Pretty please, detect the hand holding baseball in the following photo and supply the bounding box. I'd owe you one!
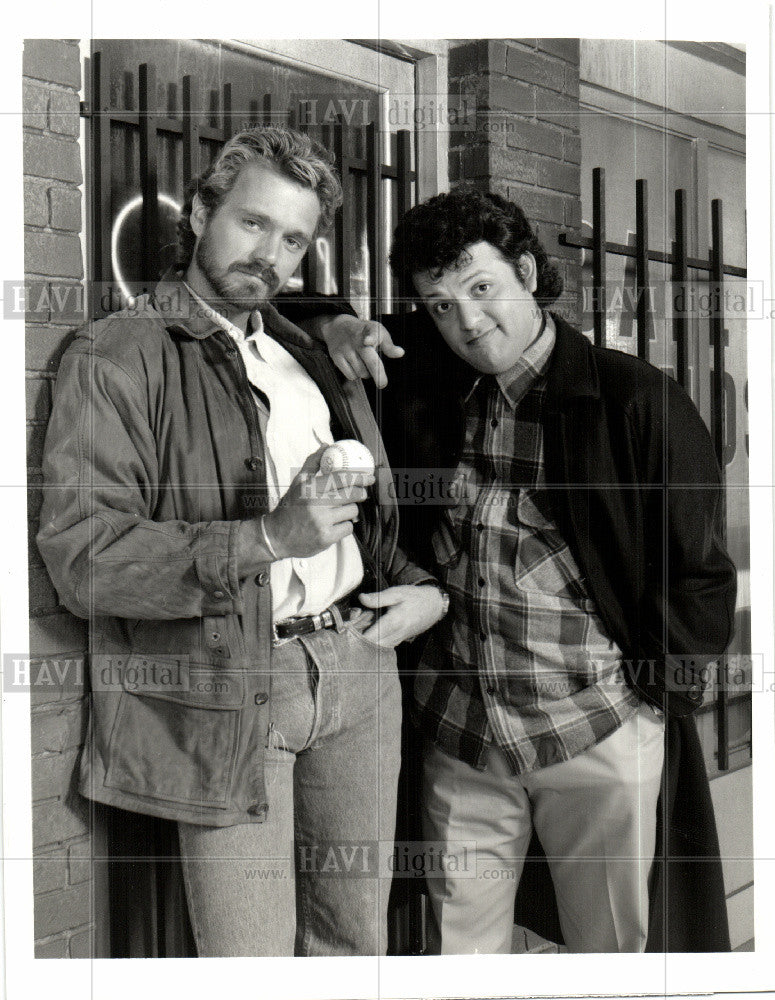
[262,445,374,559]
[319,439,375,475]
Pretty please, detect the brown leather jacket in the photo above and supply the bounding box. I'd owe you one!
[37,279,431,826]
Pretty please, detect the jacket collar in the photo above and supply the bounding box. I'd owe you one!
[151,270,324,354]
[544,312,601,402]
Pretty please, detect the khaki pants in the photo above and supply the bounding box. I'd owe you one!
[422,701,665,953]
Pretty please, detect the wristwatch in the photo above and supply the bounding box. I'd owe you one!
[425,583,450,619]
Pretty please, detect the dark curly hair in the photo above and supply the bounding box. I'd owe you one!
[389,187,563,308]
[176,125,343,269]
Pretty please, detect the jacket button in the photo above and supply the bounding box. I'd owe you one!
[246,456,262,471]
[225,347,238,359]
[213,590,225,600]
[687,683,703,701]
[254,691,268,705]
[255,571,269,587]
[248,802,268,818]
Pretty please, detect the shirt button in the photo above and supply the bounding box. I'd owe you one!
[491,418,498,428]
[255,571,269,587]
[213,590,225,600]
[486,684,497,696]
[477,523,484,532]
[254,692,268,705]
[246,456,262,471]
[478,577,486,587]
[687,683,703,701]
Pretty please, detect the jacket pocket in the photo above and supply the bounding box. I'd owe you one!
[104,655,244,808]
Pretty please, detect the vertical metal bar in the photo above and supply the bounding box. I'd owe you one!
[139,63,160,284]
[395,129,413,314]
[333,122,351,301]
[591,167,606,348]
[262,93,274,126]
[673,189,690,390]
[223,82,235,140]
[635,179,650,362]
[366,120,382,319]
[710,197,729,771]
[182,75,200,188]
[90,49,113,316]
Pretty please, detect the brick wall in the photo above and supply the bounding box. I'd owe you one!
[448,39,582,327]
[23,39,95,960]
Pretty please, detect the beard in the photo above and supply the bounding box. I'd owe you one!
[194,226,281,311]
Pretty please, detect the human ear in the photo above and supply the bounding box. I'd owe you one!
[517,253,538,295]
[190,193,209,238]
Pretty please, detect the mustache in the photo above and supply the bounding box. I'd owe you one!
[230,260,280,289]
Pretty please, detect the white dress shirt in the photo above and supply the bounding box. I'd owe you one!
[185,285,363,618]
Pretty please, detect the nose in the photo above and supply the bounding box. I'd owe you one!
[457,298,483,332]
[253,230,281,265]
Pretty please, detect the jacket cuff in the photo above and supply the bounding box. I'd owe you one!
[193,521,244,615]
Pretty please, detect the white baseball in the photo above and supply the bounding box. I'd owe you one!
[319,439,375,475]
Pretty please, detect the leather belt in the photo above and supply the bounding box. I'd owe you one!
[272,598,355,645]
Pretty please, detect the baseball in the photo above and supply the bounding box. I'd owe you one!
[319,439,375,475]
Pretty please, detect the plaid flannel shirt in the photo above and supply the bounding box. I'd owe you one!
[414,315,640,775]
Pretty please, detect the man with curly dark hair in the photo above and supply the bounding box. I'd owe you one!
[313,187,736,954]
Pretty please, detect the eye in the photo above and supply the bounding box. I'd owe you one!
[284,236,304,252]
[243,218,264,231]
[472,282,491,297]
[432,301,452,318]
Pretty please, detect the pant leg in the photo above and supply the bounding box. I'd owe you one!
[292,625,402,956]
[421,739,533,955]
[178,636,316,957]
[526,701,665,952]
[177,744,297,956]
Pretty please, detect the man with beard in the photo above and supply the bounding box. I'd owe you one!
[37,126,445,956]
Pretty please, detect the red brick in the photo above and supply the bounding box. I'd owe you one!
[34,851,68,894]
[27,562,59,612]
[25,231,83,279]
[69,926,94,958]
[27,421,48,470]
[535,89,579,130]
[49,186,82,231]
[449,39,507,77]
[490,146,540,186]
[23,132,82,183]
[23,80,48,128]
[460,144,491,179]
[506,46,566,93]
[32,748,81,800]
[31,705,85,756]
[49,88,81,138]
[487,76,534,115]
[564,63,580,94]
[564,197,582,229]
[24,178,49,227]
[536,38,579,64]
[28,611,87,658]
[23,40,81,89]
[25,324,76,372]
[33,793,90,851]
[504,118,564,159]
[563,132,582,165]
[536,157,580,195]
[26,374,51,420]
[33,881,91,938]
[35,935,69,958]
[506,184,566,226]
[68,842,93,885]
[29,656,86,708]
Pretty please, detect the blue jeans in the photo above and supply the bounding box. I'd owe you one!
[178,612,402,956]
